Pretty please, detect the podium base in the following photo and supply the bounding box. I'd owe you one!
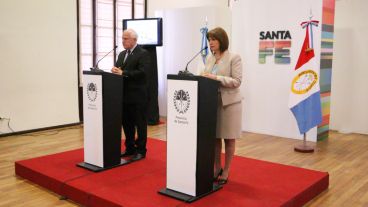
[77,156,144,172]
[158,183,222,203]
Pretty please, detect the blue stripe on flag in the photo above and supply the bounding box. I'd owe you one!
[200,26,208,64]
[290,91,322,134]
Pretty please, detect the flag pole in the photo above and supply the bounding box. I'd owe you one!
[294,133,314,153]
[293,13,318,153]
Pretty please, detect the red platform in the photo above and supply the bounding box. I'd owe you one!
[15,138,328,207]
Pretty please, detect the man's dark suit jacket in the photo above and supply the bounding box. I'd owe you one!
[115,46,150,104]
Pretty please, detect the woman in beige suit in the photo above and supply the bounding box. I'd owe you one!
[201,27,242,185]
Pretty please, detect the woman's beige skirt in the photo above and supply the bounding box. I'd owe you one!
[216,95,242,139]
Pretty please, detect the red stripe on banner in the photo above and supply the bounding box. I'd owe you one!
[323,0,335,11]
[321,114,330,126]
[320,92,331,97]
[323,9,335,25]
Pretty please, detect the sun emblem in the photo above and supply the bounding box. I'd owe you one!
[291,70,318,94]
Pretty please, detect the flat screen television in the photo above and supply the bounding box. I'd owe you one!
[122,18,163,46]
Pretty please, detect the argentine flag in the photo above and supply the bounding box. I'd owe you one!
[288,21,322,134]
[196,25,209,74]
[200,26,208,64]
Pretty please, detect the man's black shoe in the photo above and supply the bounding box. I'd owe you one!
[121,151,136,157]
[132,153,145,161]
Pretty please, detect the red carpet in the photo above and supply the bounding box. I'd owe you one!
[158,120,165,125]
[15,138,328,207]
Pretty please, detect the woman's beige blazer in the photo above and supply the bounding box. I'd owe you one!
[203,50,243,106]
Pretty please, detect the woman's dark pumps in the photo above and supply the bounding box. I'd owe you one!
[213,168,223,181]
[218,178,228,185]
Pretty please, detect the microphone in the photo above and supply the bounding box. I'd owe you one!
[178,46,208,76]
[90,45,118,72]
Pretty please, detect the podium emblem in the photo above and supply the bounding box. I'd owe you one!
[87,82,98,102]
[173,90,190,114]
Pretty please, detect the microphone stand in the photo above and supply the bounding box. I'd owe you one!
[178,46,208,76]
[90,45,118,72]
[178,69,193,76]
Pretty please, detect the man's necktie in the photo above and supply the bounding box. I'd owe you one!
[123,50,131,63]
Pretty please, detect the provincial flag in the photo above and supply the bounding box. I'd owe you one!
[288,21,322,134]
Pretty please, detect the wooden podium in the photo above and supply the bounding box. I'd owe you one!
[77,71,125,172]
[159,74,221,202]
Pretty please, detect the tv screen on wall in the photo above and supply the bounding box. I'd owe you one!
[122,18,163,46]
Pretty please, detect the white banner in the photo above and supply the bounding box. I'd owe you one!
[232,0,322,141]
[166,79,198,196]
[83,74,104,167]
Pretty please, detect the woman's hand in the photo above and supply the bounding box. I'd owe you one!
[202,72,218,80]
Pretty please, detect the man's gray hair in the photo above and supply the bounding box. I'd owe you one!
[124,28,138,39]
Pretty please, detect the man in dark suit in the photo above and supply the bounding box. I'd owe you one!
[111,29,150,160]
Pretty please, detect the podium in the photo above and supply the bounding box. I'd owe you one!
[77,71,124,172]
[159,74,221,202]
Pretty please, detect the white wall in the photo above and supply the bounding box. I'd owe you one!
[151,0,368,136]
[232,0,322,141]
[148,0,228,17]
[148,0,231,117]
[154,7,231,116]
[0,0,79,133]
[3,0,365,136]
[330,0,368,134]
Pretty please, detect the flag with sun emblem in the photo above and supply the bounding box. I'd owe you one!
[288,20,322,134]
